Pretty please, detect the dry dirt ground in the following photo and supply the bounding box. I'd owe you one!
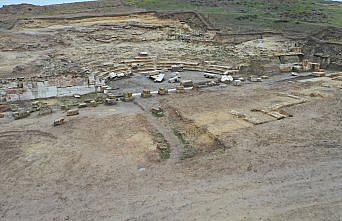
[0,75,341,221]
[1,3,342,221]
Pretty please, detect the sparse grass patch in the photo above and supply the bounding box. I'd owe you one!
[123,0,342,28]
[181,144,198,160]
[160,145,171,159]
[173,129,198,160]
[322,6,342,27]
[154,132,171,160]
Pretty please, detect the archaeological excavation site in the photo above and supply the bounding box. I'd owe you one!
[0,0,341,220]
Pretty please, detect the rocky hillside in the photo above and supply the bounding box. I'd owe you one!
[124,0,342,29]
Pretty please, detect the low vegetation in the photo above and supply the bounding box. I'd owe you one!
[154,132,171,160]
[123,0,342,28]
[173,129,198,160]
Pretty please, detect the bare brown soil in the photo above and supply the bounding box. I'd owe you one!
[1,76,341,220]
[0,2,341,220]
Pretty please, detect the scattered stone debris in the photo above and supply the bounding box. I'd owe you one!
[233,79,242,86]
[123,92,134,102]
[13,109,30,120]
[249,76,262,82]
[221,75,233,83]
[158,87,168,95]
[67,109,79,116]
[150,73,165,82]
[106,72,131,82]
[207,81,219,86]
[53,118,65,126]
[141,89,152,98]
[230,110,246,118]
[78,103,88,108]
[168,76,180,83]
[204,73,219,79]
[105,98,117,105]
[176,85,185,93]
[89,100,97,107]
[151,106,164,117]
[180,80,193,87]
[31,101,41,112]
[138,167,146,172]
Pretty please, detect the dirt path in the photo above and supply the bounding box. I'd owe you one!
[134,100,183,162]
[145,113,183,163]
